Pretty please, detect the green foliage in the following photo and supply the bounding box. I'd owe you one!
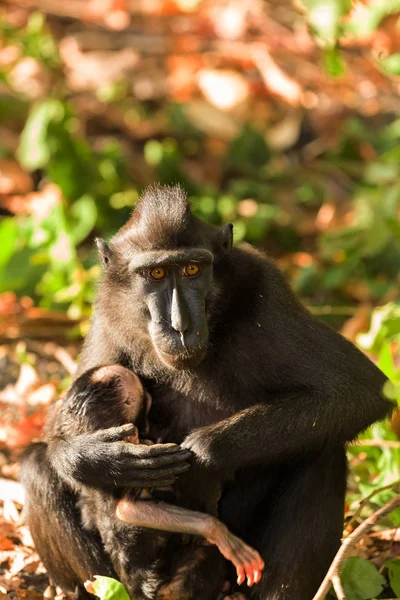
[302,0,351,47]
[357,303,400,376]
[386,559,400,597]
[18,99,93,200]
[338,557,385,600]
[323,47,346,77]
[226,124,270,170]
[0,11,59,69]
[314,120,400,294]
[303,0,400,81]
[87,577,130,600]
[0,218,18,267]
[18,100,62,170]
[368,320,400,413]
[380,53,400,75]
[347,0,400,35]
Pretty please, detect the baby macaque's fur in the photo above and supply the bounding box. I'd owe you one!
[51,365,264,599]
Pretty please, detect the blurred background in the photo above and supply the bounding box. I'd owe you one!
[0,1,400,598]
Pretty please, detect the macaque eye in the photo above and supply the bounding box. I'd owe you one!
[183,263,200,277]
[150,266,167,280]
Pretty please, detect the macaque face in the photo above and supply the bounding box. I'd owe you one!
[96,186,233,373]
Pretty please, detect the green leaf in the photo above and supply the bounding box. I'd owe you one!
[380,53,400,76]
[90,576,130,600]
[321,260,357,290]
[323,47,346,76]
[302,0,351,46]
[0,246,47,294]
[227,124,270,169]
[47,131,92,201]
[0,218,18,267]
[294,264,319,295]
[383,380,400,405]
[69,195,98,245]
[25,11,45,34]
[378,342,396,381]
[17,99,64,170]
[357,302,400,352]
[340,557,385,600]
[386,559,400,596]
[348,0,400,36]
[365,162,399,185]
[144,140,163,166]
[390,506,400,527]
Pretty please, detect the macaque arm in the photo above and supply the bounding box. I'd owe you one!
[116,499,264,587]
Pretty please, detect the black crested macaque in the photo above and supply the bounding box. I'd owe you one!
[47,364,264,599]
[21,184,392,600]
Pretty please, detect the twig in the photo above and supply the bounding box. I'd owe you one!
[307,306,356,316]
[350,439,400,448]
[312,493,400,600]
[331,575,346,600]
[249,42,302,106]
[52,346,77,376]
[348,479,400,531]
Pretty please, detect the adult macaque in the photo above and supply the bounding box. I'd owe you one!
[43,364,263,599]
[21,184,391,600]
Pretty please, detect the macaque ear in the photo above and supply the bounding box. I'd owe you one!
[220,223,233,253]
[95,238,112,270]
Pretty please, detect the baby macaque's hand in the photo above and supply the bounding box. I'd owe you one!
[124,425,139,445]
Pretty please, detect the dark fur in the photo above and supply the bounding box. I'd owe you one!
[21,184,391,600]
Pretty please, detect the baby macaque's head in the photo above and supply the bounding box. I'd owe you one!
[91,365,150,423]
[63,365,151,436]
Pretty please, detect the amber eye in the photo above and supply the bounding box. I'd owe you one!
[150,266,167,280]
[183,263,200,277]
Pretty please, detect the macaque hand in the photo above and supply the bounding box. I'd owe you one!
[181,423,221,469]
[56,424,192,489]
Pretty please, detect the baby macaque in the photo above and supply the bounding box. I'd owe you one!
[52,365,264,599]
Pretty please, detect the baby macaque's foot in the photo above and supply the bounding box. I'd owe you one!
[206,520,264,588]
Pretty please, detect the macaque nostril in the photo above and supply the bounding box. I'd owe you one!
[171,322,189,335]
[171,288,190,335]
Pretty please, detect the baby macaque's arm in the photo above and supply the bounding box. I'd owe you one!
[116,499,264,587]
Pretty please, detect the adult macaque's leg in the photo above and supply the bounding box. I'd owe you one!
[116,499,264,587]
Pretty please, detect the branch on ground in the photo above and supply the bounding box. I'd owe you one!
[312,490,400,600]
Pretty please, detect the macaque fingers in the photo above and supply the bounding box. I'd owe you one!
[132,450,192,468]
